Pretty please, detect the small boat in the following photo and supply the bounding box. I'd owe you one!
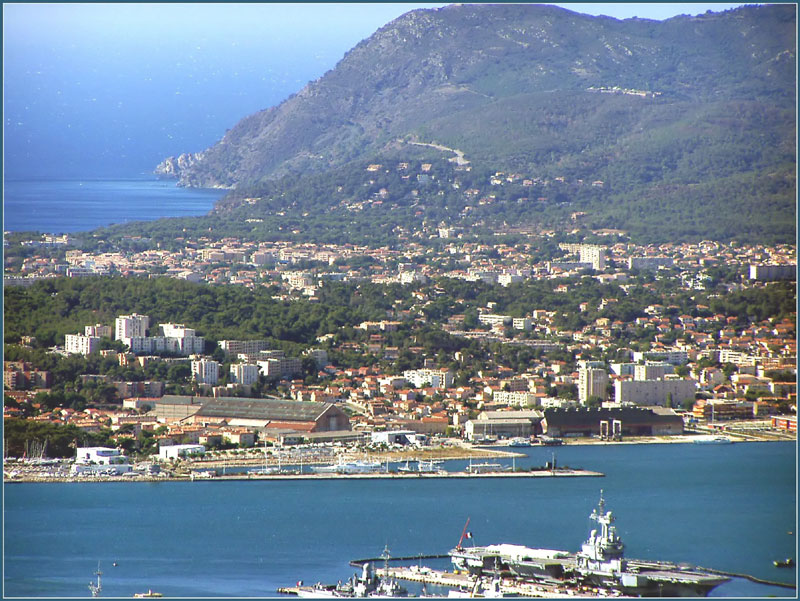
[134,590,163,598]
[418,459,445,474]
[537,436,563,446]
[397,459,415,473]
[248,466,279,475]
[693,435,733,444]
[773,558,795,568]
[311,458,385,475]
[466,462,505,474]
[507,438,532,448]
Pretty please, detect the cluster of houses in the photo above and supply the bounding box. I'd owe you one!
[6,229,796,295]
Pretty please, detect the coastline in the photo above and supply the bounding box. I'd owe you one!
[3,468,605,484]
[4,435,794,484]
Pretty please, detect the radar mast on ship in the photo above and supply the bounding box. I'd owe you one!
[88,562,102,597]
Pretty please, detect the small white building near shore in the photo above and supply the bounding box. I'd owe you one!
[158,444,206,461]
[71,447,133,475]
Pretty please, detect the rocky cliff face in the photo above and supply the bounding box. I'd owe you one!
[155,3,796,189]
[155,152,206,183]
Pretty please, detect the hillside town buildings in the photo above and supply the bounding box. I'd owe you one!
[4,226,795,460]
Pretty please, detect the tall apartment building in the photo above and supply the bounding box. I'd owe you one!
[251,250,277,266]
[65,334,101,356]
[117,317,204,356]
[115,314,150,340]
[512,317,532,331]
[498,273,523,287]
[634,363,667,381]
[159,323,194,338]
[578,368,608,404]
[219,340,272,356]
[85,324,112,338]
[579,245,606,271]
[114,380,165,399]
[191,359,219,385]
[615,378,697,407]
[631,350,689,366]
[306,348,329,367]
[492,390,539,407]
[158,323,205,355]
[257,357,302,380]
[749,264,796,282]
[230,363,260,386]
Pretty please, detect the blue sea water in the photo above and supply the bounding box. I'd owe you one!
[3,441,796,598]
[3,178,226,234]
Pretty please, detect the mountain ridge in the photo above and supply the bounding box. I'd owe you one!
[153,3,795,244]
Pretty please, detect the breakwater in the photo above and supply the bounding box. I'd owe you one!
[5,467,605,484]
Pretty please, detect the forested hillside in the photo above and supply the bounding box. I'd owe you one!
[151,3,795,244]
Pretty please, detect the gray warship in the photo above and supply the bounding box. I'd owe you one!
[449,492,730,597]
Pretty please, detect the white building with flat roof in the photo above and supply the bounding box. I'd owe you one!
[403,368,453,389]
[65,334,101,356]
[71,447,132,475]
[85,324,112,338]
[632,350,689,366]
[478,313,512,328]
[219,340,271,356]
[615,378,697,407]
[158,444,206,460]
[115,313,150,340]
[192,359,219,385]
[492,390,540,407]
[257,357,302,380]
[579,245,606,271]
[578,368,608,404]
[230,363,259,386]
[749,264,796,281]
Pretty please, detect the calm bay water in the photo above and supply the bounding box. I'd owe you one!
[3,178,226,234]
[4,442,797,598]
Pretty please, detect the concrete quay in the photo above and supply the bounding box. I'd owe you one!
[237,468,604,481]
[4,467,603,484]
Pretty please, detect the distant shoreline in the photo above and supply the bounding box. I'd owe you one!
[5,435,794,484]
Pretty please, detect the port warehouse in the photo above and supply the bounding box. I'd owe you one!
[466,407,684,440]
[151,394,350,430]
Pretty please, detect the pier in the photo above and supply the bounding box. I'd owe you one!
[237,468,604,481]
[4,468,604,484]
